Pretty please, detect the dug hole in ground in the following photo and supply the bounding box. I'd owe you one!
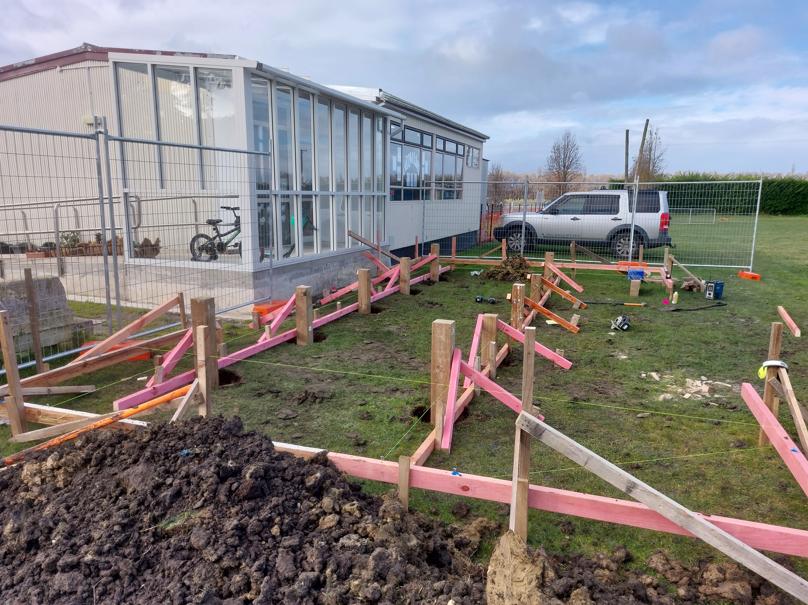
[0,416,796,604]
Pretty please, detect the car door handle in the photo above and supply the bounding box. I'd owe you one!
[570,217,581,221]
[610,217,621,221]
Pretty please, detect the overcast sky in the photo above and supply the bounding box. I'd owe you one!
[2,0,807,175]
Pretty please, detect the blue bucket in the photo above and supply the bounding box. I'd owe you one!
[627,269,645,281]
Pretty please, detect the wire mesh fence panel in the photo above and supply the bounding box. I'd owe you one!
[0,125,112,376]
[426,180,760,269]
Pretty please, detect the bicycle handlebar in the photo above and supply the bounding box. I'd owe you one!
[220,206,239,213]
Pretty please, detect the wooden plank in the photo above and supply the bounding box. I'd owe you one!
[440,348,462,451]
[671,255,704,285]
[20,385,96,396]
[4,386,189,466]
[570,242,577,279]
[515,410,808,603]
[430,243,441,282]
[778,369,808,454]
[759,322,784,446]
[544,261,584,293]
[348,230,400,261]
[146,328,193,388]
[73,295,179,363]
[574,242,610,264]
[459,361,522,414]
[524,296,580,334]
[0,310,27,434]
[480,243,503,258]
[463,314,484,389]
[312,303,359,329]
[177,292,188,328]
[357,268,372,315]
[414,236,419,259]
[778,306,801,338]
[451,237,457,260]
[383,266,400,291]
[480,313,498,371]
[742,382,808,497]
[295,285,313,346]
[1,402,146,433]
[219,440,808,559]
[267,294,295,333]
[362,250,389,274]
[540,276,587,308]
[399,257,411,295]
[0,330,185,396]
[629,279,641,297]
[411,428,436,466]
[501,238,506,260]
[431,320,455,450]
[9,406,148,443]
[191,298,218,390]
[497,318,573,368]
[510,283,525,337]
[398,455,411,510]
[23,268,46,373]
[171,379,200,423]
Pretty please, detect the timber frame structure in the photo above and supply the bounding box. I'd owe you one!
[2,251,808,600]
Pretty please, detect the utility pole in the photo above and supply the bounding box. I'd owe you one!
[624,129,630,184]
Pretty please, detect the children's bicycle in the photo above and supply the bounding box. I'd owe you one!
[190,206,241,261]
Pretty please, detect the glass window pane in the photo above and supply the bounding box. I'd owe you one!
[362,114,373,191]
[258,196,274,262]
[301,194,316,254]
[197,68,236,147]
[278,194,297,257]
[436,137,445,151]
[374,116,384,192]
[422,133,433,148]
[457,143,465,156]
[332,105,346,191]
[390,143,402,187]
[154,65,194,143]
[403,145,419,189]
[421,150,432,200]
[455,156,463,182]
[445,140,457,154]
[316,99,330,191]
[374,196,384,243]
[116,63,152,138]
[349,196,361,245]
[275,87,294,191]
[362,197,373,241]
[404,128,421,145]
[335,194,347,248]
[318,195,332,251]
[250,77,272,190]
[348,109,360,191]
[390,121,402,141]
[296,92,313,191]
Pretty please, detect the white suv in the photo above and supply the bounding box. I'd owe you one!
[493,189,672,257]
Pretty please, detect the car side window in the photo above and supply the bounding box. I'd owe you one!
[583,195,619,215]
[556,195,586,215]
[629,191,660,213]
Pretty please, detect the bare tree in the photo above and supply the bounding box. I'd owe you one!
[632,127,666,181]
[545,131,583,195]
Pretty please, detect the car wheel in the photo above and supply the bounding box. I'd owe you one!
[506,227,526,253]
[611,232,641,259]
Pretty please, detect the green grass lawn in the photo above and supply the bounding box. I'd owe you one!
[2,214,807,575]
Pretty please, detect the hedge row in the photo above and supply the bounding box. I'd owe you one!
[664,173,808,215]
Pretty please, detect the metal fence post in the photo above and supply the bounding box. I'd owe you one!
[627,177,640,262]
[91,128,114,334]
[101,117,123,329]
[748,178,763,271]
[520,178,528,256]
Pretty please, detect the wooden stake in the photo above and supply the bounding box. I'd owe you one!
[414,236,419,259]
[171,379,200,423]
[529,274,541,302]
[488,341,498,380]
[23,268,45,373]
[191,297,218,390]
[451,237,457,260]
[629,279,641,297]
[430,243,441,282]
[570,241,577,279]
[638,244,644,263]
[152,354,164,385]
[515,410,808,604]
[777,306,801,338]
[0,311,27,435]
[481,313,498,371]
[510,327,537,539]
[357,268,371,315]
[295,285,313,345]
[759,322,784,446]
[430,319,455,450]
[501,238,506,260]
[541,251,554,296]
[177,292,188,328]
[509,283,525,344]
[195,325,212,417]
[778,368,808,453]
[398,455,411,510]
[399,257,411,295]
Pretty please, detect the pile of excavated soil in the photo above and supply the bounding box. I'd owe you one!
[485,255,531,282]
[0,417,486,604]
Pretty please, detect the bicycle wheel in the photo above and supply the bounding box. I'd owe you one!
[190,233,218,261]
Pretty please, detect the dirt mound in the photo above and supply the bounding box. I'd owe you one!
[487,533,792,605]
[0,417,486,604]
[486,255,530,282]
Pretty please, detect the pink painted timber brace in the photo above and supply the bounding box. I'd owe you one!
[544,261,584,293]
[496,319,572,369]
[272,446,808,559]
[145,328,193,387]
[778,306,802,338]
[458,360,523,414]
[440,348,463,450]
[741,382,808,498]
[463,314,484,389]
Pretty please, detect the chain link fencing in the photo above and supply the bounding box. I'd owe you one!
[422,180,761,269]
